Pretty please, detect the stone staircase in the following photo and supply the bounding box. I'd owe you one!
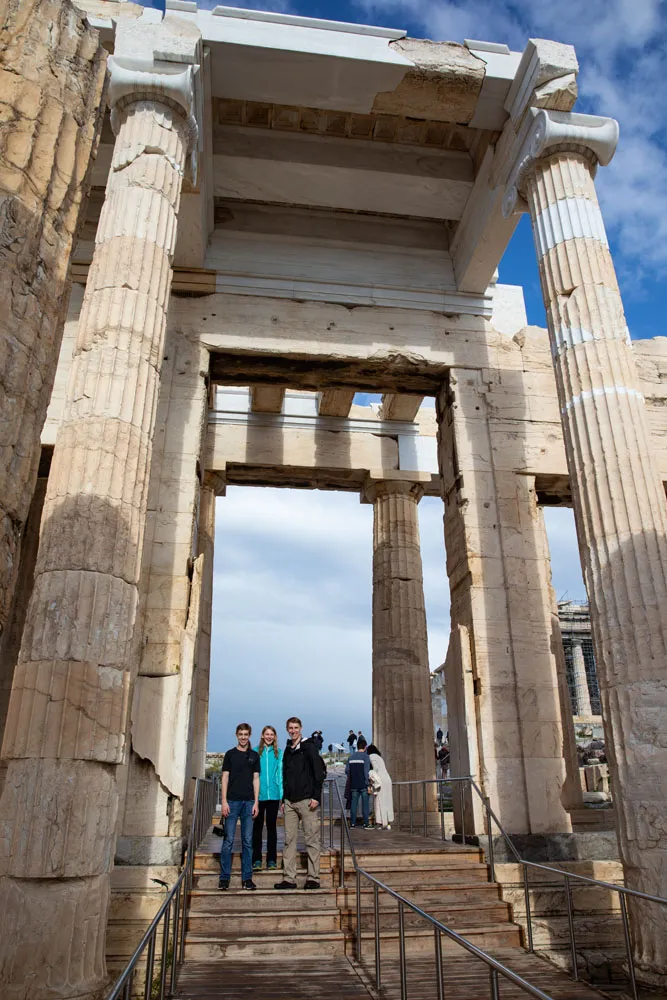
[183,832,522,964]
[177,827,605,1000]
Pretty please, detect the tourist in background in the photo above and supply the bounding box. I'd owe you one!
[275,717,326,890]
[347,729,356,751]
[219,723,260,891]
[436,726,443,745]
[347,736,371,828]
[367,744,394,830]
[252,725,283,872]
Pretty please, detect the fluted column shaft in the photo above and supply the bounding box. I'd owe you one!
[525,149,667,979]
[0,85,191,998]
[570,639,592,717]
[367,480,434,785]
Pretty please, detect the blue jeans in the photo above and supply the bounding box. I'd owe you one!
[350,788,369,827]
[220,800,253,882]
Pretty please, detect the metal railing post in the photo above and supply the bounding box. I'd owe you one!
[159,898,171,999]
[398,901,408,1000]
[423,782,428,837]
[374,884,381,990]
[329,783,334,848]
[340,814,346,888]
[170,883,181,994]
[563,875,577,979]
[490,967,500,1000]
[439,781,445,841]
[409,784,414,834]
[619,893,638,1000]
[356,869,362,962]
[523,865,534,953]
[485,797,495,882]
[459,781,466,846]
[434,927,445,1000]
[143,931,156,1000]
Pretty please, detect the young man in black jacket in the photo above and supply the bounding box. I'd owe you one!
[274,716,326,890]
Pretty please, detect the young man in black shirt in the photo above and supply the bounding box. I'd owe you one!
[274,716,326,890]
[219,723,260,890]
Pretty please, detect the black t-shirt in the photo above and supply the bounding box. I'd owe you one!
[222,746,260,801]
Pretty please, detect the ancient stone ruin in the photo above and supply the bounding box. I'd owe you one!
[1,1,666,996]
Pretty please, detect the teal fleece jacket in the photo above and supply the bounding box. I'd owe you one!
[255,745,284,801]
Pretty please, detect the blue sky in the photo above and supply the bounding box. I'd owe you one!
[136,0,666,747]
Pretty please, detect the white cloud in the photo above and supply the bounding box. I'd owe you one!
[354,0,667,284]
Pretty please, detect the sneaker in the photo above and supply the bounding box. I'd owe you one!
[218,879,230,891]
[267,861,278,870]
[242,879,257,890]
[252,860,262,871]
[363,825,371,829]
[274,880,297,890]
[303,880,321,890]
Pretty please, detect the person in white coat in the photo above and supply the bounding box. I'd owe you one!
[366,744,394,830]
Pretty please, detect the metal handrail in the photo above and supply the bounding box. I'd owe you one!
[329,778,557,1000]
[107,777,217,1000]
[391,775,667,1000]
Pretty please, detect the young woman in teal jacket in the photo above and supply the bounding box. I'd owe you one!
[252,725,284,870]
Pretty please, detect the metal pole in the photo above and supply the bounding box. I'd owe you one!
[398,902,407,1000]
[434,927,445,1000]
[170,883,181,994]
[320,789,325,844]
[486,799,495,882]
[143,931,156,1000]
[178,869,188,965]
[409,784,414,834]
[490,967,500,1000]
[440,781,445,842]
[356,869,362,962]
[329,785,334,848]
[619,893,638,1000]
[523,865,534,953]
[423,782,428,837]
[459,781,466,846]
[340,817,345,888]
[159,896,171,999]
[374,884,381,990]
[397,785,401,831]
[123,976,132,1000]
[564,874,578,980]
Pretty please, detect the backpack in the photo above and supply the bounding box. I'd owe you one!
[313,750,327,786]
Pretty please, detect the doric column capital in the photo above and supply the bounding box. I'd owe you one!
[362,477,425,505]
[503,109,619,218]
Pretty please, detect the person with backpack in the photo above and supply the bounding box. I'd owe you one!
[218,722,260,891]
[346,736,371,828]
[274,716,326,890]
[252,725,283,872]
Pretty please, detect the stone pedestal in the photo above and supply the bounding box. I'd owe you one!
[0,0,105,647]
[364,479,435,789]
[571,639,593,718]
[0,26,199,998]
[506,108,667,980]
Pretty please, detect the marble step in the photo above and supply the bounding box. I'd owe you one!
[187,908,341,935]
[190,888,338,913]
[339,900,511,932]
[344,923,522,957]
[193,869,336,890]
[337,882,502,907]
[184,931,346,960]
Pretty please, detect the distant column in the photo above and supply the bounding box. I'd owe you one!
[505,108,667,981]
[571,639,592,717]
[0,44,198,999]
[364,479,434,785]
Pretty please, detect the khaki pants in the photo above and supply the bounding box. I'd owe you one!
[283,798,320,882]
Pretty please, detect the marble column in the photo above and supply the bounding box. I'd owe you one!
[504,108,667,981]
[189,483,217,783]
[0,38,199,999]
[0,0,105,646]
[364,479,434,787]
[571,639,593,717]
